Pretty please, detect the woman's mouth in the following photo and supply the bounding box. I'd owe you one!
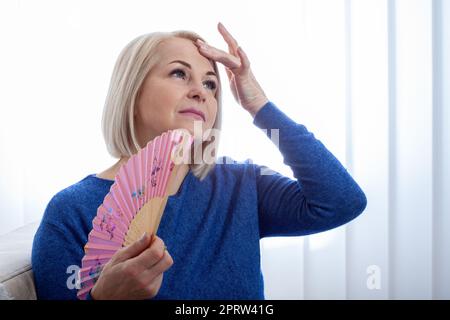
[178,108,206,122]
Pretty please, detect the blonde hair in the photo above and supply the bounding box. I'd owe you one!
[101,31,223,181]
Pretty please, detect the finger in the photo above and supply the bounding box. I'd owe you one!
[218,22,239,54]
[143,273,163,299]
[236,46,251,70]
[196,43,241,70]
[140,250,174,282]
[128,235,166,269]
[111,232,153,264]
[226,68,239,97]
[225,67,234,81]
[224,67,240,99]
[194,39,240,68]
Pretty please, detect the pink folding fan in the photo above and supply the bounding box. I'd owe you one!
[77,129,193,300]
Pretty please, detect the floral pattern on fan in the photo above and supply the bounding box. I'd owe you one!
[76,129,193,300]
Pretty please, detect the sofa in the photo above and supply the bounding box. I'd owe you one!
[0,222,39,300]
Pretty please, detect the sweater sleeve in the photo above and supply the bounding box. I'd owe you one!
[252,101,367,238]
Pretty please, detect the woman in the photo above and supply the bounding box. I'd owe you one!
[32,22,367,300]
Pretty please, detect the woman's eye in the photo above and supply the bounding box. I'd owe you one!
[171,69,186,79]
[171,68,216,91]
[204,80,217,91]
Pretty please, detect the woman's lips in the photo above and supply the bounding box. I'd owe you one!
[178,108,206,122]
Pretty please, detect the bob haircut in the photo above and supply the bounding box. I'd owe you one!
[101,31,223,181]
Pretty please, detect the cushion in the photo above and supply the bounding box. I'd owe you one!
[0,222,40,300]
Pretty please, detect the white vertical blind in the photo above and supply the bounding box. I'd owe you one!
[0,0,449,299]
[391,0,433,299]
[300,0,348,300]
[432,0,450,300]
[347,0,390,299]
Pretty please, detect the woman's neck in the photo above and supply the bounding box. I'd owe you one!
[96,157,129,181]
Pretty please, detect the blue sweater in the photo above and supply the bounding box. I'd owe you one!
[31,101,367,300]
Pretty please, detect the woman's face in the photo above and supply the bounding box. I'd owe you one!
[134,37,219,146]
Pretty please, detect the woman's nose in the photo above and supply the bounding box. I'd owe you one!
[187,81,207,102]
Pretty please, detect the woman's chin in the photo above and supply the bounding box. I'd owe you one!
[173,120,206,140]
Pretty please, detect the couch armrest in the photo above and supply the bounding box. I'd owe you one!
[0,222,40,300]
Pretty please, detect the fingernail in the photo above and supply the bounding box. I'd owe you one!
[196,40,208,51]
[140,232,147,243]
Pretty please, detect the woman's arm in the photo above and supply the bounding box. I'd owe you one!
[252,101,367,238]
[32,221,81,299]
[32,194,173,300]
[196,23,366,237]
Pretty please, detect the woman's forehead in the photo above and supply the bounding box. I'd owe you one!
[157,37,215,70]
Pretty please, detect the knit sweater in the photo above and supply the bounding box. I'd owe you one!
[31,101,367,300]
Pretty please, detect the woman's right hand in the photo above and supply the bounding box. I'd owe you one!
[90,233,173,300]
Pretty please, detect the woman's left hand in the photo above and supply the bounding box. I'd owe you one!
[194,22,269,117]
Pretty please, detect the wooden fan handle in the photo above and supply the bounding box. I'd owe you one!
[151,196,169,236]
